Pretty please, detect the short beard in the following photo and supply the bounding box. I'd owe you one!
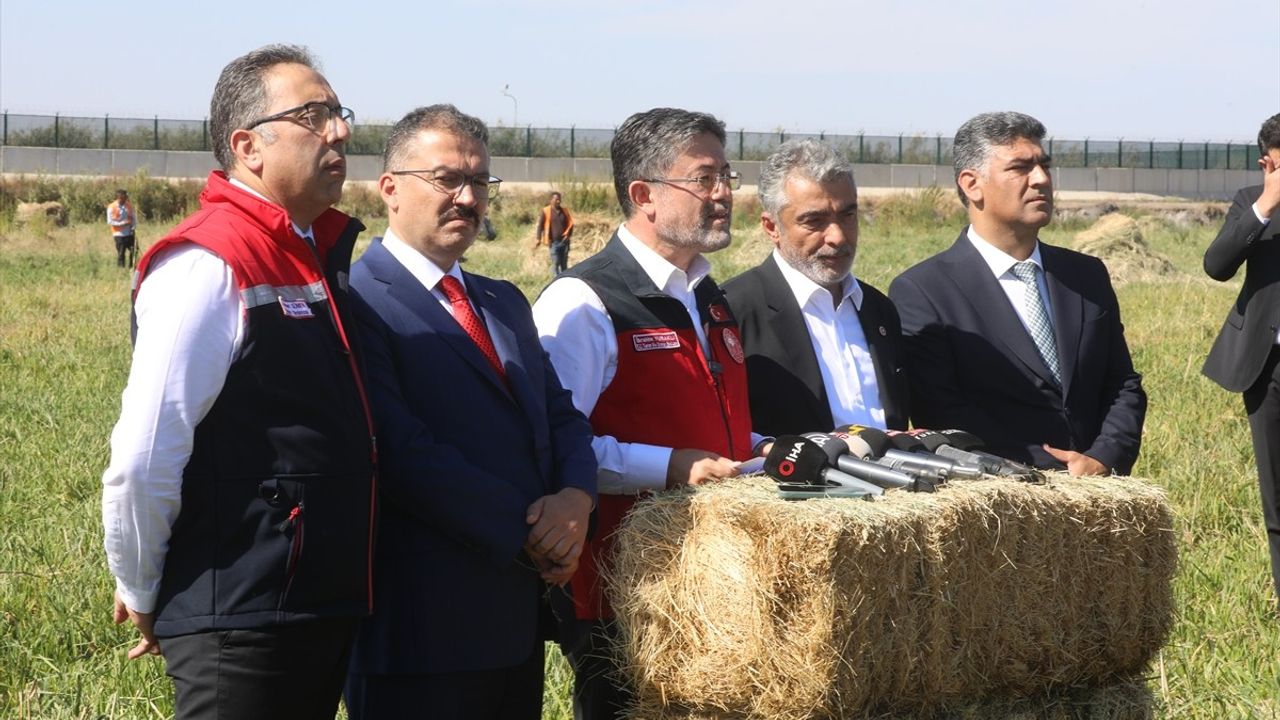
[779,244,854,289]
[655,200,732,254]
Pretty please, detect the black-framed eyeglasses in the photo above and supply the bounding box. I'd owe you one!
[390,169,502,200]
[245,102,355,133]
[642,171,741,194]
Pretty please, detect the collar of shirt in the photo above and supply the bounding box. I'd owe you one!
[617,223,712,298]
[380,228,465,294]
[965,225,1044,278]
[227,176,313,242]
[770,249,863,314]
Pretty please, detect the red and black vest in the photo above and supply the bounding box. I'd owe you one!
[133,172,377,636]
[560,234,753,620]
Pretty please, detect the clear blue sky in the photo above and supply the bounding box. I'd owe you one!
[2,0,1277,142]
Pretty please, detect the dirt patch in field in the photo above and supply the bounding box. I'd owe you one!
[1072,213,1180,284]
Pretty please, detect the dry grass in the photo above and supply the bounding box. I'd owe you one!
[1073,213,1179,285]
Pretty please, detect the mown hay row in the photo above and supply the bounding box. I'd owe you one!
[607,475,1175,719]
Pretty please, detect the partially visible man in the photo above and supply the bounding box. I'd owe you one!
[535,190,575,275]
[101,45,375,720]
[344,104,597,720]
[1202,112,1280,602]
[107,188,137,268]
[888,111,1146,475]
[533,107,759,719]
[724,139,908,437]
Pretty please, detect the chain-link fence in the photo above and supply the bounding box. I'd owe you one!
[0,112,1259,170]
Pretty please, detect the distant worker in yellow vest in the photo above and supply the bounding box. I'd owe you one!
[107,189,137,268]
[534,190,574,276]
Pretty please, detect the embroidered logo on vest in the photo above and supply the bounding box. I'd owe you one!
[722,327,745,364]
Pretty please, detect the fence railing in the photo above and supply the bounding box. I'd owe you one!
[0,112,1259,170]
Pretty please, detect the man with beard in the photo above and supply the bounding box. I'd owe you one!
[342,104,597,719]
[888,111,1146,475]
[533,107,761,719]
[724,139,909,437]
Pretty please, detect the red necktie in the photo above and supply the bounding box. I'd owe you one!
[439,275,507,381]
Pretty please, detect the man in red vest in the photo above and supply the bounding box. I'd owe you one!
[101,45,374,720]
[533,107,765,719]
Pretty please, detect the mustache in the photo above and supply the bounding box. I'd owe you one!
[443,206,479,223]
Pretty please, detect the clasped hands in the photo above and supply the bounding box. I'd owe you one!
[524,486,594,586]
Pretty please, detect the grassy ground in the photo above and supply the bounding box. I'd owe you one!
[1,188,1278,718]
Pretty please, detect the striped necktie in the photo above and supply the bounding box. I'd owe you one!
[1011,261,1061,385]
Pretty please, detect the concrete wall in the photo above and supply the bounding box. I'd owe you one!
[0,145,1250,199]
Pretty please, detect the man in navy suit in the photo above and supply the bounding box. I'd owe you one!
[344,104,597,719]
[724,139,909,437]
[1203,113,1280,601]
[888,111,1146,475]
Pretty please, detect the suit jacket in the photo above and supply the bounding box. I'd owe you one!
[347,238,596,675]
[723,255,909,436]
[1203,185,1280,393]
[888,230,1147,474]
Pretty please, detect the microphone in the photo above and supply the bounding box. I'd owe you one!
[909,429,1045,483]
[763,436,885,497]
[799,433,931,492]
[831,426,977,483]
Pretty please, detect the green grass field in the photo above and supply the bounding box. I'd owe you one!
[1,188,1278,718]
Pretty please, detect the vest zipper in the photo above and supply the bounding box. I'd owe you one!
[278,502,305,609]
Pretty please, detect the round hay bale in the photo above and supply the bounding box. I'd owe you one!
[608,474,1175,719]
[15,201,67,227]
[1071,213,1178,284]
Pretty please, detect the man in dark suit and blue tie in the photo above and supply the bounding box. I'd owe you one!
[1202,112,1280,602]
[343,104,597,719]
[724,139,909,437]
[889,111,1146,475]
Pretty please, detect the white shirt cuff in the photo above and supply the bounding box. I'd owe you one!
[1253,202,1272,225]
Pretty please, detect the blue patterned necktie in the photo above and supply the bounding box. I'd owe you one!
[1011,261,1061,384]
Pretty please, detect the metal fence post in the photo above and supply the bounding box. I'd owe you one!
[1149,140,1154,169]
[779,130,785,145]
[936,135,942,165]
[858,134,864,163]
[738,129,744,161]
[1177,141,1183,170]
[570,126,575,158]
[1118,138,1123,167]
[104,115,110,149]
[54,113,60,148]
[897,134,903,164]
[153,116,160,150]
[203,118,209,151]
[1084,139,1089,167]
[524,126,531,157]
[1203,141,1210,170]
[2,112,7,145]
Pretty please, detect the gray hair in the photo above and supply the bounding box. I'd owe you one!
[209,44,319,172]
[758,139,854,217]
[610,108,727,218]
[952,111,1047,206]
[383,104,489,171]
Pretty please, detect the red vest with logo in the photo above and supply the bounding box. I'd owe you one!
[559,234,753,619]
[133,171,377,636]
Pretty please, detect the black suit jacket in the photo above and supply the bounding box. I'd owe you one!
[888,230,1147,474]
[723,254,909,437]
[347,239,596,675]
[1203,185,1280,393]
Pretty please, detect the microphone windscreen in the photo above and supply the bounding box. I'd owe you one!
[763,436,830,486]
[833,424,892,458]
[885,430,927,453]
[909,429,950,453]
[936,428,986,451]
[829,432,876,460]
[800,432,846,466]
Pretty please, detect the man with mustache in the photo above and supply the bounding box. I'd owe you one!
[888,111,1146,475]
[533,107,760,719]
[343,104,596,719]
[724,139,909,437]
[102,45,375,719]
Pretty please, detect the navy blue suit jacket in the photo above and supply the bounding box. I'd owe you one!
[347,239,596,675]
[888,230,1146,474]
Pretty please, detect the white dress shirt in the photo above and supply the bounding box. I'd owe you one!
[102,179,311,613]
[380,228,472,315]
[966,226,1053,339]
[770,250,885,429]
[533,224,761,494]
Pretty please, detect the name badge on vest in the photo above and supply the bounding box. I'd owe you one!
[278,296,315,319]
[632,330,681,352]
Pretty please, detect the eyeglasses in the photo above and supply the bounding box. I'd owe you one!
[245,102,355,133]
[390,169,502,200]
[643,171,741,194]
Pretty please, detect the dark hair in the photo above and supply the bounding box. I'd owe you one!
[209,44,318,171]
[610,108,726,217]
[1259,113,1280,156]
[952,111,1047,206]
[550,191,562,200]
[115,189,128,196]
[383,104,489,171]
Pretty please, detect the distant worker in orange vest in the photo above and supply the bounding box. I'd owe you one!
[107,189,137,268]
[534,190,574,276]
